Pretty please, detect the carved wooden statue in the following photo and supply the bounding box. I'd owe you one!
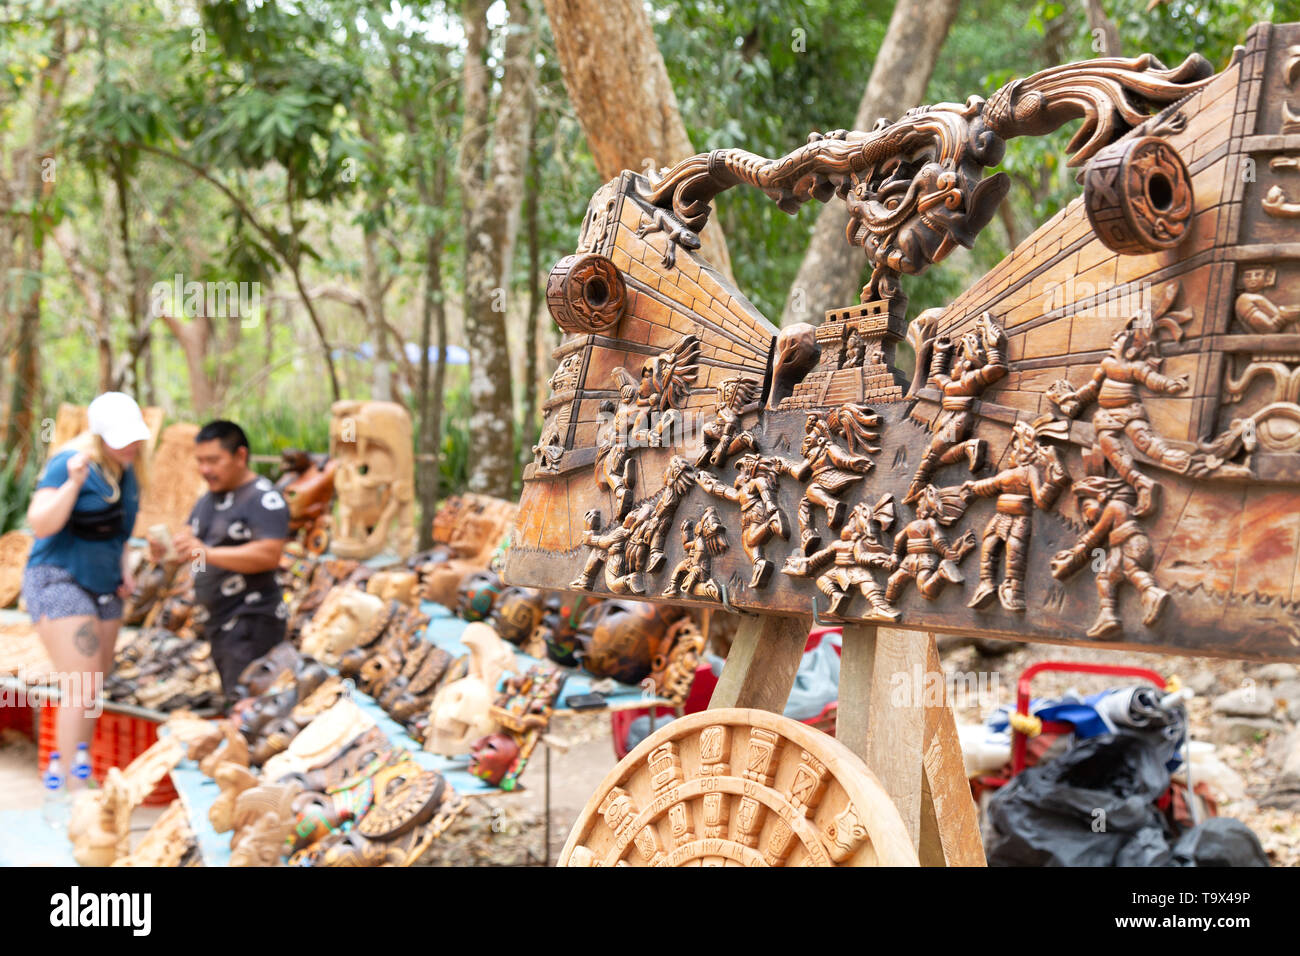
[329,400,415,559]
[508,23,1300,866]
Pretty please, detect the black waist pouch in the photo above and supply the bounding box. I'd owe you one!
[69,502,124,541]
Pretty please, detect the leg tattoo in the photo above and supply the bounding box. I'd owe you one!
[73,621,100,657]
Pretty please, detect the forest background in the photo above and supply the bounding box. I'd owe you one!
[0,0,1285,544]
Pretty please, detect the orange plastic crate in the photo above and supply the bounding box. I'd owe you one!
[37,706,178,806]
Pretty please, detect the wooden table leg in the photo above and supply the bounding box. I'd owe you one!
[708,613,811,713]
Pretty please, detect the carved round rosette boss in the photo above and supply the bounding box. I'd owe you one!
[1084,135,1193,254]
[559,709,918,867]
[547,253,627,334]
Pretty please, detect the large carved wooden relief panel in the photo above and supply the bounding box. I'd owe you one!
[507,24,1300,662]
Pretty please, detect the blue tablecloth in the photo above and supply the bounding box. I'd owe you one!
[170,764,233,866]
[418,601,655,709]
[0,808,77,866]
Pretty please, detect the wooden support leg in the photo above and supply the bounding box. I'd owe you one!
[918,636,985,867]
[708,613,811,713]
[838,625,924,847]
[838,625,985,866]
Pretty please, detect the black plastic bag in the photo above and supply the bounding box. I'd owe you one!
[986,732,1269,866]
[1170,818,1269,867]
[986,733,1176,866]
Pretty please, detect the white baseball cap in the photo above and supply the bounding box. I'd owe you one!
[87,392,153,450]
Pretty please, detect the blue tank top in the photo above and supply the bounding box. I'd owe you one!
[26,449,140,595]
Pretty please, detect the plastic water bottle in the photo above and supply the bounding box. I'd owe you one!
[70,742,93,794]
[42,751,69,830]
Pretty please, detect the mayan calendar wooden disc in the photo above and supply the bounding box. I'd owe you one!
[559,709,918,867]
[356,761,446,840]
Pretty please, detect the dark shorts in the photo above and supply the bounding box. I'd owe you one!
[205,612,287,701]
[22,565,123,622]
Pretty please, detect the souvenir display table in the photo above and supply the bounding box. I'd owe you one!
[166,601,671,866]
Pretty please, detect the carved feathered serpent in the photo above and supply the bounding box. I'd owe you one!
[641,53,1214,300]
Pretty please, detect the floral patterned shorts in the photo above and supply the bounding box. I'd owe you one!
[22,564,123,622]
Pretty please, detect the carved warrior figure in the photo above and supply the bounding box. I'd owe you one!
[663,506,730,601]
[695,377,760,468]
[959,417,1070,612]
[1235,267,1300,334]
[906,312,1007,504]
[1051,476,1170,639]
[783,494,899,621]
[842,329,866,369]
[697,453,799,589]
[797,414,872,554]
[885,485,975,603]
[626,455,696,574]
[533,353,583,473]
[570,504,651,594]
[596,335,701,519]
[1047,307,1191,518]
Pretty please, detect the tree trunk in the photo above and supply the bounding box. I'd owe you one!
[362,226,392,401]
[1082,0,1122,58]
[416,179,448,550]
[522,130,541,438]
[52,222,114,389]
[458,0,538,497]
[5,20,68,470]
[779,0,962,326]
[161,312,216,417]
[541,0,732,280]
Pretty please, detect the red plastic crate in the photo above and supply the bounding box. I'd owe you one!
[37,706,178,806]
[0,700,36,739]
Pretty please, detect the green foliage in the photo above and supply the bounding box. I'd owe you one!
[6,0,1295,503]
[238,404,333,460]
[436,369,474,498]
[0,444,41,535]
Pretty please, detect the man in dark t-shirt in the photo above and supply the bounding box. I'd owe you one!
[156,420,289,703]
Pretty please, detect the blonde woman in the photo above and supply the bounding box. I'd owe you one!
[23,392,150,764]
